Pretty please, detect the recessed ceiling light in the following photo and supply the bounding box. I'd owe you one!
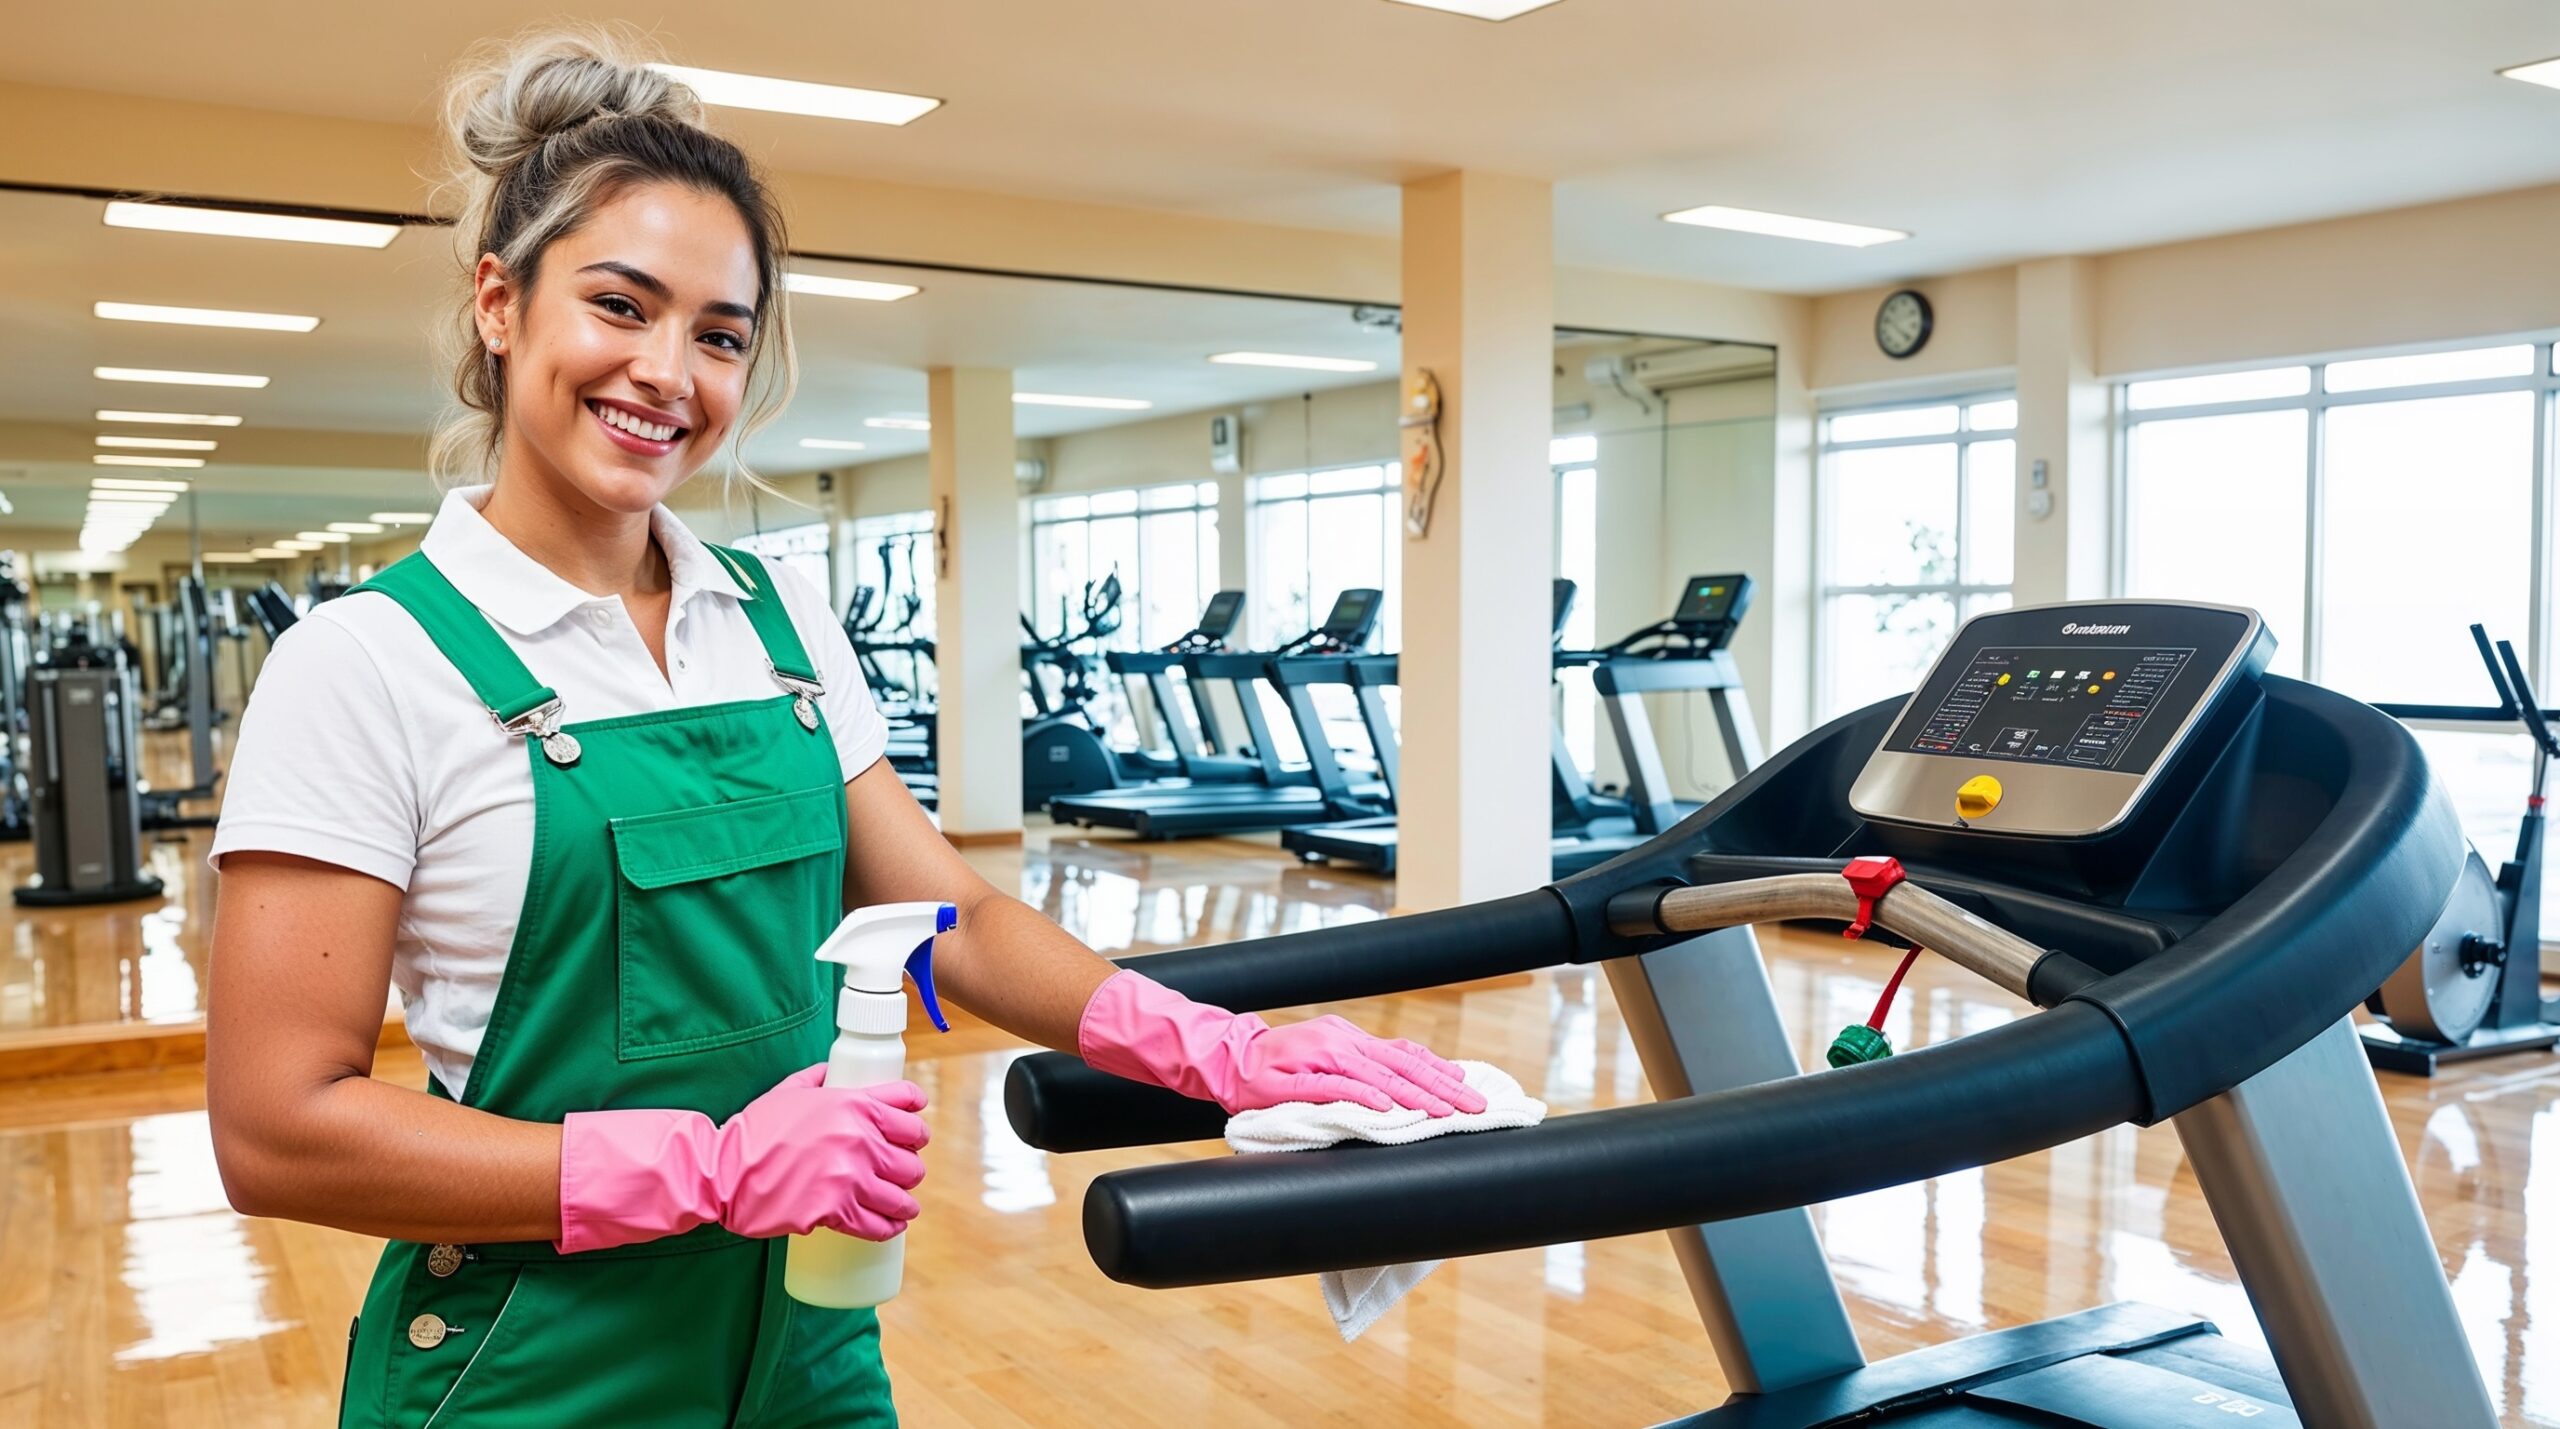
[865,416,931,431]
[370,511,434,524]
[2500,56,2560,88]
[94,301,321,333]
[328,521,384,534]
[96,409,243,426]
[276,539,324,552]
[1013,393,1153,410]
[96,366,270,388]
[784,273,921,302]
[200,552,259,564]
[297,531,353,544]
[252,547,293,559]
[95,477,189,492]
[1383,0,1564,16]
[88,491,179,504]
[94,453,207,468]
[1209,352,1382,373]
[1661,204,1908,248]
[97,435,218,452]
[648,64,941,126]
[798,437,869,451]
[103,200,402,248]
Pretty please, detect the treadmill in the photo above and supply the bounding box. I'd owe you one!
[1101,590,1257,785]
[1005,598,2497,1428]
[1046,589,1385,837]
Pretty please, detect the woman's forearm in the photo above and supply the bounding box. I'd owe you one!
[216,1072,565,1244]
[932,884,1120,1052]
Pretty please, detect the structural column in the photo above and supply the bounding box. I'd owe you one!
[2012,257,2111,605]
[1395,171,1555,910]
[928,366,1023,841]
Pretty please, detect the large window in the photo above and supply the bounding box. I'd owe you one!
[1552,433,1601,772]
[1816,396,2018,720]
[1028,482,1219,651]
[730,521,831,605]
[2120,341,2550,941]
[1248,462,1402,650]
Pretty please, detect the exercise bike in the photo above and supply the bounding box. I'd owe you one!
[2363,624,2560,1073]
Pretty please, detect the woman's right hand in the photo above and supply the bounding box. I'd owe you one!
[556,1066,930,1254]
[711,1065,932,1241]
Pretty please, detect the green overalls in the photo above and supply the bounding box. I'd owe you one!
[336,547,897,1427]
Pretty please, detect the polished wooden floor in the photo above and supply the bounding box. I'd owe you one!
[4,748,2558,1423]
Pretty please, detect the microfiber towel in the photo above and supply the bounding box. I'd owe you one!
[1225,1060,1547,1340]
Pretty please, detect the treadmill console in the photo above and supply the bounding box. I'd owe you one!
[1197,590,1244,639]
[1317,588,1384,648]
[1670,574,1753,651]
[1849,601,2272,837]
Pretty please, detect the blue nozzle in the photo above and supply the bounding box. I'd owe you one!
[906,903,956,1033]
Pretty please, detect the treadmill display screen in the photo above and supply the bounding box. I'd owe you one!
[1322,589,1381,635]
[1199,590,1244,636]
[1673,578,1741,626]
[1900,646,2198,771]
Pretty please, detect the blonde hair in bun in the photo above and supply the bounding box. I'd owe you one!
[428,23,796,490]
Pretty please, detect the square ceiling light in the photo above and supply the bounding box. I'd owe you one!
[649,64,941,125]
[1384,0,1565,17]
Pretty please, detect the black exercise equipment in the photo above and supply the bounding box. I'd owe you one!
[2363,623,2560,1073]
[14,628,161,906]
[1047,589,1385,838]
[1004,598,2495,1427]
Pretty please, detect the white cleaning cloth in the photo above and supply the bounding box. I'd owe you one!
[1225,1060,1547,1340]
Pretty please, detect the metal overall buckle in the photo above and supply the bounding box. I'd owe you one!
[497,696,580,767]
[769,662,824,732]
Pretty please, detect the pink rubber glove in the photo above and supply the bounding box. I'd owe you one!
[1077,968,1486,1117]
[555,1066,930,1255]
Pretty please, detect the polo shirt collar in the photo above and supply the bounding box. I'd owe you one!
[420,485,746,637]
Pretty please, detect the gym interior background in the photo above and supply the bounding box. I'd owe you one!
[5,2,2560,1424]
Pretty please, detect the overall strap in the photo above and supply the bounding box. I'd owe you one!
[349,553,560,725]
[705,544,819,684]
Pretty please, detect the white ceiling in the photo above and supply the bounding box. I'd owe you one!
[9,0,2560,291]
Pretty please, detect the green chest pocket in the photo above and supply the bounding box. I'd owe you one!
[609,785,841,1061]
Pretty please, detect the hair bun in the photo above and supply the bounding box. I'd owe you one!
[443,25,702,180]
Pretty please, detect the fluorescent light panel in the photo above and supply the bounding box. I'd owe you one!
[1209,351,1380,373]
[784,273,921,302]
[1384,0,1565,17]
[94,301,320,333]
[298,531,352,544]
[371,511,434,524]
[95,454,206,468]
[96,366,270,388]
[799,437,868,451]
[88,491,179,504]
[97,409,241,426]
[95,477,190,492]
[1013,393,1153,410]
[2501,57,2560,88]
[865,416,930,431]
[97,435,217,451]
[1662,204,1908,247]
[328,522,384,534]
[648,64,941,126]
[103,200,401,248]
[276,540,323,552]
[252,547,293,559]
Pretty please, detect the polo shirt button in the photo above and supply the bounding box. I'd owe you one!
[408,1313,451,1350]
[427,1244,466,1278]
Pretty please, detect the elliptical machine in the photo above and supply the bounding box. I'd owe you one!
[1020,572,1134,811]
[2363,624,2560,1072]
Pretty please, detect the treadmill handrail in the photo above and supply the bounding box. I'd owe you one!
[1616,872,2048,999]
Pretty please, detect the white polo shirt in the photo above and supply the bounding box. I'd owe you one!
[211,486,888,1096]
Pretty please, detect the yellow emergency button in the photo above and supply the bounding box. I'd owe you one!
[1956,775,2003,821]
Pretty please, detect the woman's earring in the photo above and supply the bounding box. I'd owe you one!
[487,337,503,353]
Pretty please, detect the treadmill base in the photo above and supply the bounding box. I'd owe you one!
[1657,1303,2293,1428]
[2361,1017,2560,1075]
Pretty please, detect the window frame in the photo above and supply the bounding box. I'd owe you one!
[2110,341,2559,697]
[1813,389,2020,720]
[1245,459,1403,650]
[1026,479,1220,651]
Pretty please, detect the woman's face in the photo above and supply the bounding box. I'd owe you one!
[476,181,762,515]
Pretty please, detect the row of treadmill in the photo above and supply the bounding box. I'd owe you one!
[1039,573,1762,876]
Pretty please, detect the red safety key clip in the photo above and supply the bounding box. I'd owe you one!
[1839,856,1906,940]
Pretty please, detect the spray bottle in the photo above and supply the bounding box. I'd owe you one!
[784,900,955,1309]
